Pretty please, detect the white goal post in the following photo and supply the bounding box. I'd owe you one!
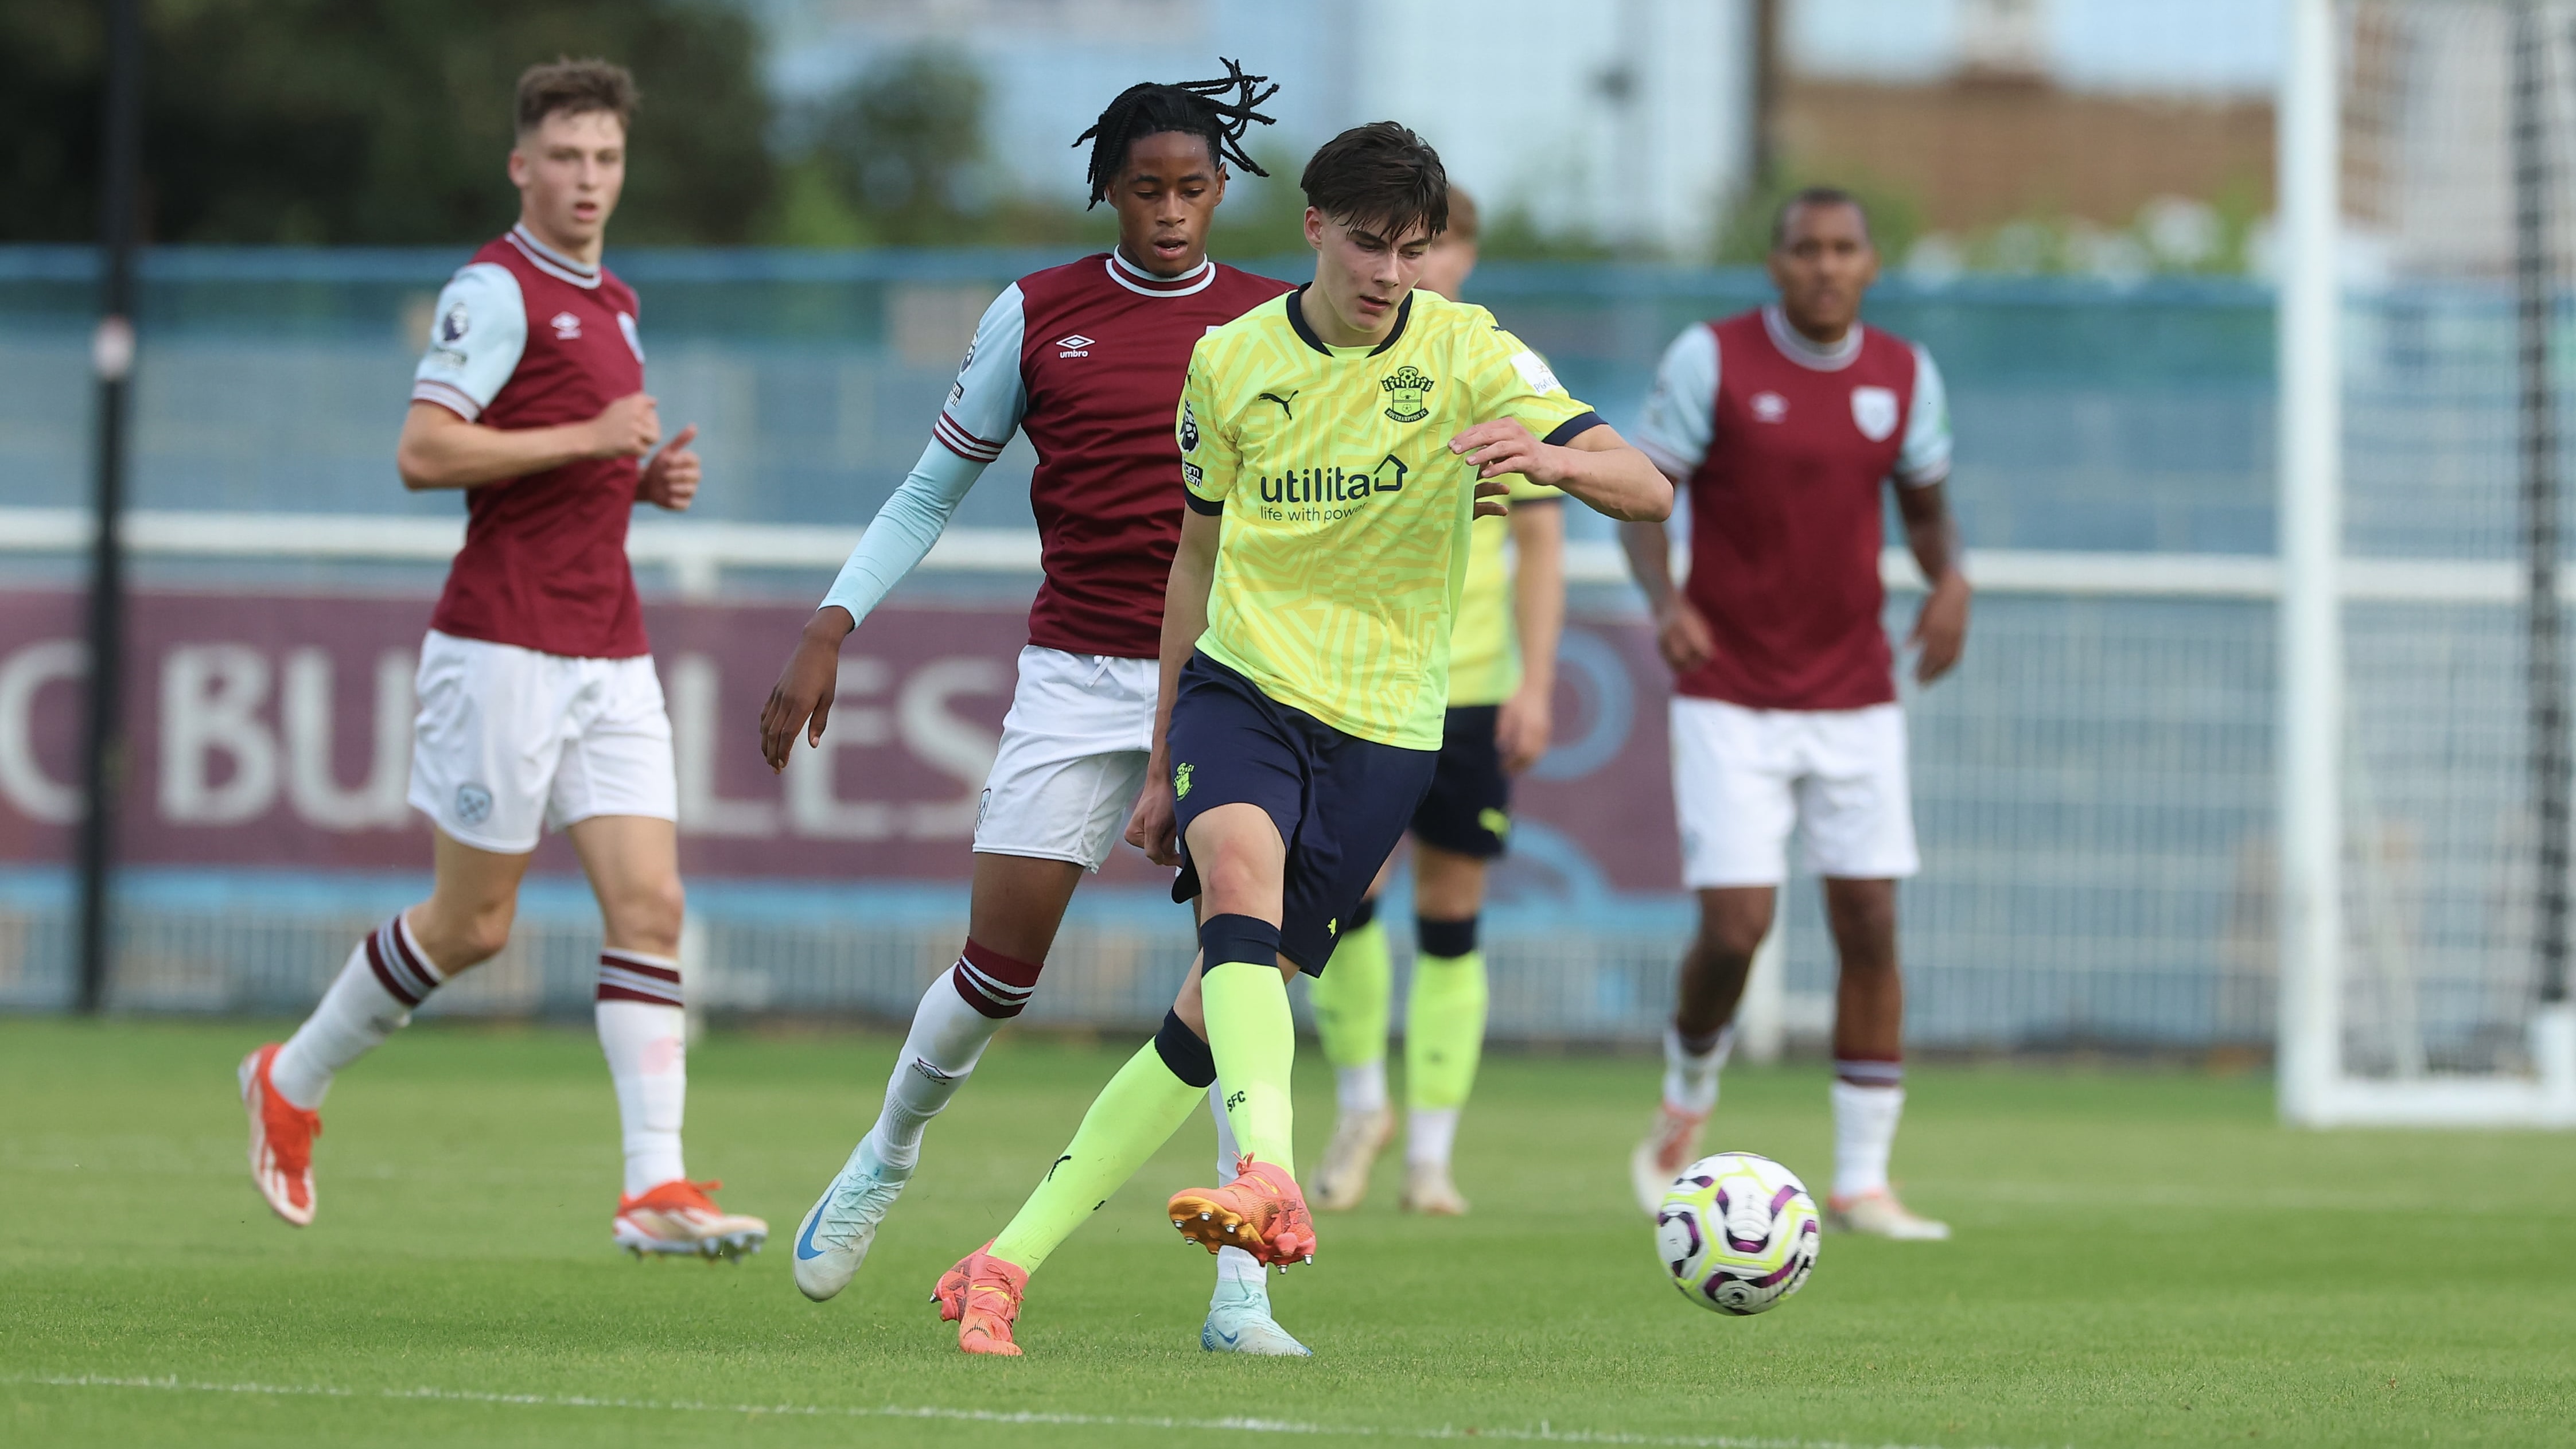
[2279,0,2576,1126]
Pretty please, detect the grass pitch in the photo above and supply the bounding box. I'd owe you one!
[1,1016,2569,1448]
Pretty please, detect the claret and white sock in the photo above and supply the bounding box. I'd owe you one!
[596,949,688,1198]
[271,914,445,1110]
[862,939,1042,1173]
[1661,1022,1734,1116]
[1830,1058,1906,1199]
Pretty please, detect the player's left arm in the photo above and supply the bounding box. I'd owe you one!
[1450,420,1670,522]
[1497,499,1566,774]
[1894,345,1970,684]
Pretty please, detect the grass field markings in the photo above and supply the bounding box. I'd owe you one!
[4,1372,2059,1449]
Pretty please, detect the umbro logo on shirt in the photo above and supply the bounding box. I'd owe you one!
[1750,391,1788,423]
[551,311,583,340]
[1057,334,1094,357]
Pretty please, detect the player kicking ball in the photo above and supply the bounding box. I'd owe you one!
[238,60,765,1259]
[1305,186,1567,1217]
[758,65,1303,1346]
[1620,187,1968,1240]
[1117,122,1668,1330]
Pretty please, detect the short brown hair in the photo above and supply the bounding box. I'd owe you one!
[1301,122,1447,239]
[1443,185,1480,244]
[515,57,639,137]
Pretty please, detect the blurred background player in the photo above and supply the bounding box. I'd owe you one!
[1618,187,1968,1240]
[756,64,1298,1333]
[1305,186,1569,1217]
[236,60,765,1258]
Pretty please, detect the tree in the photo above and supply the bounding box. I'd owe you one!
[0,0,773,245]
[804,45,999,248]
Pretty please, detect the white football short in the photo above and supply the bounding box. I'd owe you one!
[974,645,1158,870]
[407,630,678,854]
[1670,696,1919,889]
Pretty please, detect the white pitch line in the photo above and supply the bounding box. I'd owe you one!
[4,1372,2057,1449]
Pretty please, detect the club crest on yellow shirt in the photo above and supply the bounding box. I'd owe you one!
[1380,365,1437,423]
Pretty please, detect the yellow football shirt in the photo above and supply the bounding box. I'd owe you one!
[1177,287,1600,749]
[1446,478,1561,708]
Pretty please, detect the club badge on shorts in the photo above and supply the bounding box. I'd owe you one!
[454,783,494,826]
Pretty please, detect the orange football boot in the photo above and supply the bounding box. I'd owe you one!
[613,1178,768,1260]
[1166,1155,1316,1267]
[238,1043,320,1226]
[933,1240,1029,1355]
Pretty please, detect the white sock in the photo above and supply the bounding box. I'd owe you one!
[272,916,442,1110]
[597,949,687,1197]
[1207,1084,1266,1289]
[1661,1023,1734,1116]
[1830,1079,1905,1199]
[1336,1060,1388,1115]
[1406,1106,1460,1169]
[862,971,1003,1173]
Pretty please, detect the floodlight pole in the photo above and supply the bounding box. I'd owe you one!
[75,0,144,1015]
[2516,3,2573,1011]
[2277,0,2344,1125]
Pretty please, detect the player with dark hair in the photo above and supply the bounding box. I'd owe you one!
[1305,185,1570,1217]
[1621,185,1966,1240]
[928,122,1668,1357]
[238,59,767,1258]
[758,62,1300,1342]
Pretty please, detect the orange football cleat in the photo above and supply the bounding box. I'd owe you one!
[1166,1155,1316,1267]
[613,1178,768,1260]
[239,1043,321,1226]
[933,1241,1029,1356]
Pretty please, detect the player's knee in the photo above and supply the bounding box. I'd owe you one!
[1694,912,1767,965]
[1826,885,1898,956]
[606,876,686,956]
[445,904,516,967]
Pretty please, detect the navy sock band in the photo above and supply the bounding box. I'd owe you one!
[1197,913,1281,976]
[1347,895,1378,933]
[1154,1009,1218,1088]
[1417,914,1478,960]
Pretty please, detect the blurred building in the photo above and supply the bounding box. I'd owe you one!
[1781,0,2280,244]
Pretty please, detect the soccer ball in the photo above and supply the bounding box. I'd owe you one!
[1653,1151,1819,1315]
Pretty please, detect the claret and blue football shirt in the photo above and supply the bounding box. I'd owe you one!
[1176,286,1604,750]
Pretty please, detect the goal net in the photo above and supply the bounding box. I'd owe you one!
[2280,0,2576,1124]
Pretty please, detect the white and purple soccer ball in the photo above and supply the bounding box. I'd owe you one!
[1653,1151,1820,1316]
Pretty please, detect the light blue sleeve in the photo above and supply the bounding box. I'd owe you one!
[1895,345,1952,487]
[817,285,1030,625]
[411,263,526,420]
[1632,324,1718,478]
[818,441,987,625]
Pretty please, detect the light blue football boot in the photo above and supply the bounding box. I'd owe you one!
[1201,1271,1313,1356]
[791,1137,912,1302]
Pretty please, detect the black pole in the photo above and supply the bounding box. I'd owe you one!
[75,0,143,1015]
[1751,0,1783,195]
[2515,3,2571,1008]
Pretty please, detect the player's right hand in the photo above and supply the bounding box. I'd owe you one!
[760,610,853,773]
[1653,596,1717,675]
[1125,771,1181,866]
[589,392,661,459]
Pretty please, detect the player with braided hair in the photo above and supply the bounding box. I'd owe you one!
[761,63,1299,1351]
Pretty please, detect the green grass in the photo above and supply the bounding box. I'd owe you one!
[0,1018,2570,1448]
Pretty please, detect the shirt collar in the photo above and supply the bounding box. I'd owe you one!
[1106,248,1216,297]
[1285,285,1413,357]
[1761,303,1862,371]
[508,224,602,290]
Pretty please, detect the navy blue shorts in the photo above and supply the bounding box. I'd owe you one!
[1410,704,1512,860]
[1168,652,1437,975]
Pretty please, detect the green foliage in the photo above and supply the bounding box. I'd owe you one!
[3,1017,2571,1447]
[0,0,773,245]
[802,45,996,248]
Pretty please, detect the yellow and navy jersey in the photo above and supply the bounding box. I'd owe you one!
[1178,286,1601,749]
[1446,477,1561,708]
